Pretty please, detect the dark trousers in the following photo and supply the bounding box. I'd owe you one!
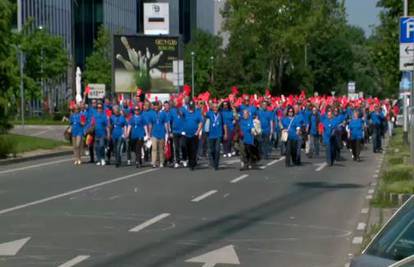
[89,142,95,162]
[244,143,255,166]
[285,139,298,167]
[131,138,144,165]
[351,139,362,160]
[259,133,271,159]
[94,136,105,162]
[373,125,382,152]
[223,129,233,154]
[208,138,221,169]
[326,140,336,166]
[186,136,199,169]
[173,133,187,163]
[113,138,124,166]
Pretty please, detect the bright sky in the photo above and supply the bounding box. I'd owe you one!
[345,0,381,36]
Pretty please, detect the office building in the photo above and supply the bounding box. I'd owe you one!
[197,0,229,47]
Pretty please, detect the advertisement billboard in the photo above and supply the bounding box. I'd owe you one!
[113,35,181,94]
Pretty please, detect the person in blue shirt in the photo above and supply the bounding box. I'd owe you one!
[127,105,149,168]
[206,102,228,170]
[257,101,274,159]
[147,101,169,168]
[370,105,385,153]
[281,107,302,167]
[109,105,127,167]
[308,106,321,157]
[348,110,364,161]
[92,102,108,166]
[239,109,255,170]
[239,95,257,119]
[85,99,98,163]
[222,101,235,158]
[322,110,339,166]
[142,101,156,162]
[69,104,85,165]
[182,101,203,170]
[170,100,187,168]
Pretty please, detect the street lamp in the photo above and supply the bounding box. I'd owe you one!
[191,51,195,99]
[38,25,46,114]
[17,0,24,130]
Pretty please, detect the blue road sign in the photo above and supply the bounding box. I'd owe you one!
[401,17,414,43]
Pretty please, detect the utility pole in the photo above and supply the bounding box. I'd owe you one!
[17,0,24,131]
[191,51,195,99]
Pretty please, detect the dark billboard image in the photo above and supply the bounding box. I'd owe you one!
[113,35,180,94]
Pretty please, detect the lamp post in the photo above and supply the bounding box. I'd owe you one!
[38,25,47,114]
[191,51,195,99]
[17,0,24,130]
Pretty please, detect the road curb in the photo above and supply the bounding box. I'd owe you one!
[0,150,72,166]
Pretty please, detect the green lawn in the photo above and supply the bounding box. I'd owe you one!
[0,134,68,158]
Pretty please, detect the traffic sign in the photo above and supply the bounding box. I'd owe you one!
[400,43,414,71]
[347,81,356,94]
[400,17,414,43]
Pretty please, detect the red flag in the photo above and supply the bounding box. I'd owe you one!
[105,109,112,118]
[85,85,91,95]
[231,86,239,95]
[69,100,76,109]
[137,88,143,96]
[80,114,87,125]
[183,84,191,96]
[265,88,271,97]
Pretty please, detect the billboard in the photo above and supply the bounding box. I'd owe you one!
[87,84,106,99]
[113,35,181,94]
[144,3,170,35]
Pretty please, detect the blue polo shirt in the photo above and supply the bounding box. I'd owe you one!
[170,107,185,134]
[149,111,168,139]
[110,115,126,140]
[206,111,223,139]
[222,109,234,131]
[281,116,301,141]
[93,112,108,138]
[371,111,384,126]
[70,113,83,137]
[349,118,364,140]
[321,117,339,145]
[129,114,147,139]
[240,117,254,145]
[310,113,320,136]
[183,109,203,137]
[258,109,273,134]
[239,105,257,118]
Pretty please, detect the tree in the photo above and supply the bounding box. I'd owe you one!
[83,26,112,90]
[0,0,15,132]
[184,30,224,96]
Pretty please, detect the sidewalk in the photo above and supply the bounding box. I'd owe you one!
[0,145,72,166]
[10,125,67,142]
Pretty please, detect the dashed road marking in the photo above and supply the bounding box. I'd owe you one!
[366,195,373,200]
[357,222,366,231]
[373,174,379,178]
[58,255,90,267]
[192,190,218,202]
[315,162,328,172]
[129,213,170,232]
[352,237,363,244]
[230,175,249,184]
[361,208,369,214]
[0,168,157,215]
[368,189,375,194]
[266,157,285,166]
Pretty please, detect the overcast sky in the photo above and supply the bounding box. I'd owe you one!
[345,0,381,36]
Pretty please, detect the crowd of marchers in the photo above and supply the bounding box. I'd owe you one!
[66,87,397,171]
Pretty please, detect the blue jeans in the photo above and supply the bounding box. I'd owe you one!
[310,135,320,156]
[296,135,303,163]
[94,136,105,162]
[208,138,221,169]
[373,125,382,152]
[113,138,124,165]
[325,140,336,166]
[260,132,272,159]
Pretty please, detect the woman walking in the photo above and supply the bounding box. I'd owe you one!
[69,104,85,165]
[348,110,364,162]
[127,105,149,168]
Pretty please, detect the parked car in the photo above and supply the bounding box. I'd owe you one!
[351,196,414,267]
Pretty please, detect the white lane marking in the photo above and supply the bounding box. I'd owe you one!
[191,190,218,202]
[109,195,121,200]
[371,182,377,186]
[129,213,170,233]
[368,189,375,194]
[260,166,266,169]
[0,169,156,215]
[375,169,380,174]
[185,245,240,266]
[373,174,379,178]
[58,255,90,267]
[230,175,249,184]
[352,237,363,244]
[357,222,366,231]
[366,195,373,200]
[345,263,350,267]
[0,158,72,175]
[0,237,31,256]
[315,162,328,172]
[266,157,285,166]
[361,208,369,214]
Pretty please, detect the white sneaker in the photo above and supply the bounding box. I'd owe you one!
[183,161,188,167]
[223,154,228,158]
[160,163,164,168]
[174,163,179,168]
[85,151,89,156]
[127,160,131,166]
[228,153,232,158]
[240,162,245,168]
[96,162,101,166]
[232,151,236,156]
[101,160,106,166]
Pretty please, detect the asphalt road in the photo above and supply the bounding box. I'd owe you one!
[0,145,382,267]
